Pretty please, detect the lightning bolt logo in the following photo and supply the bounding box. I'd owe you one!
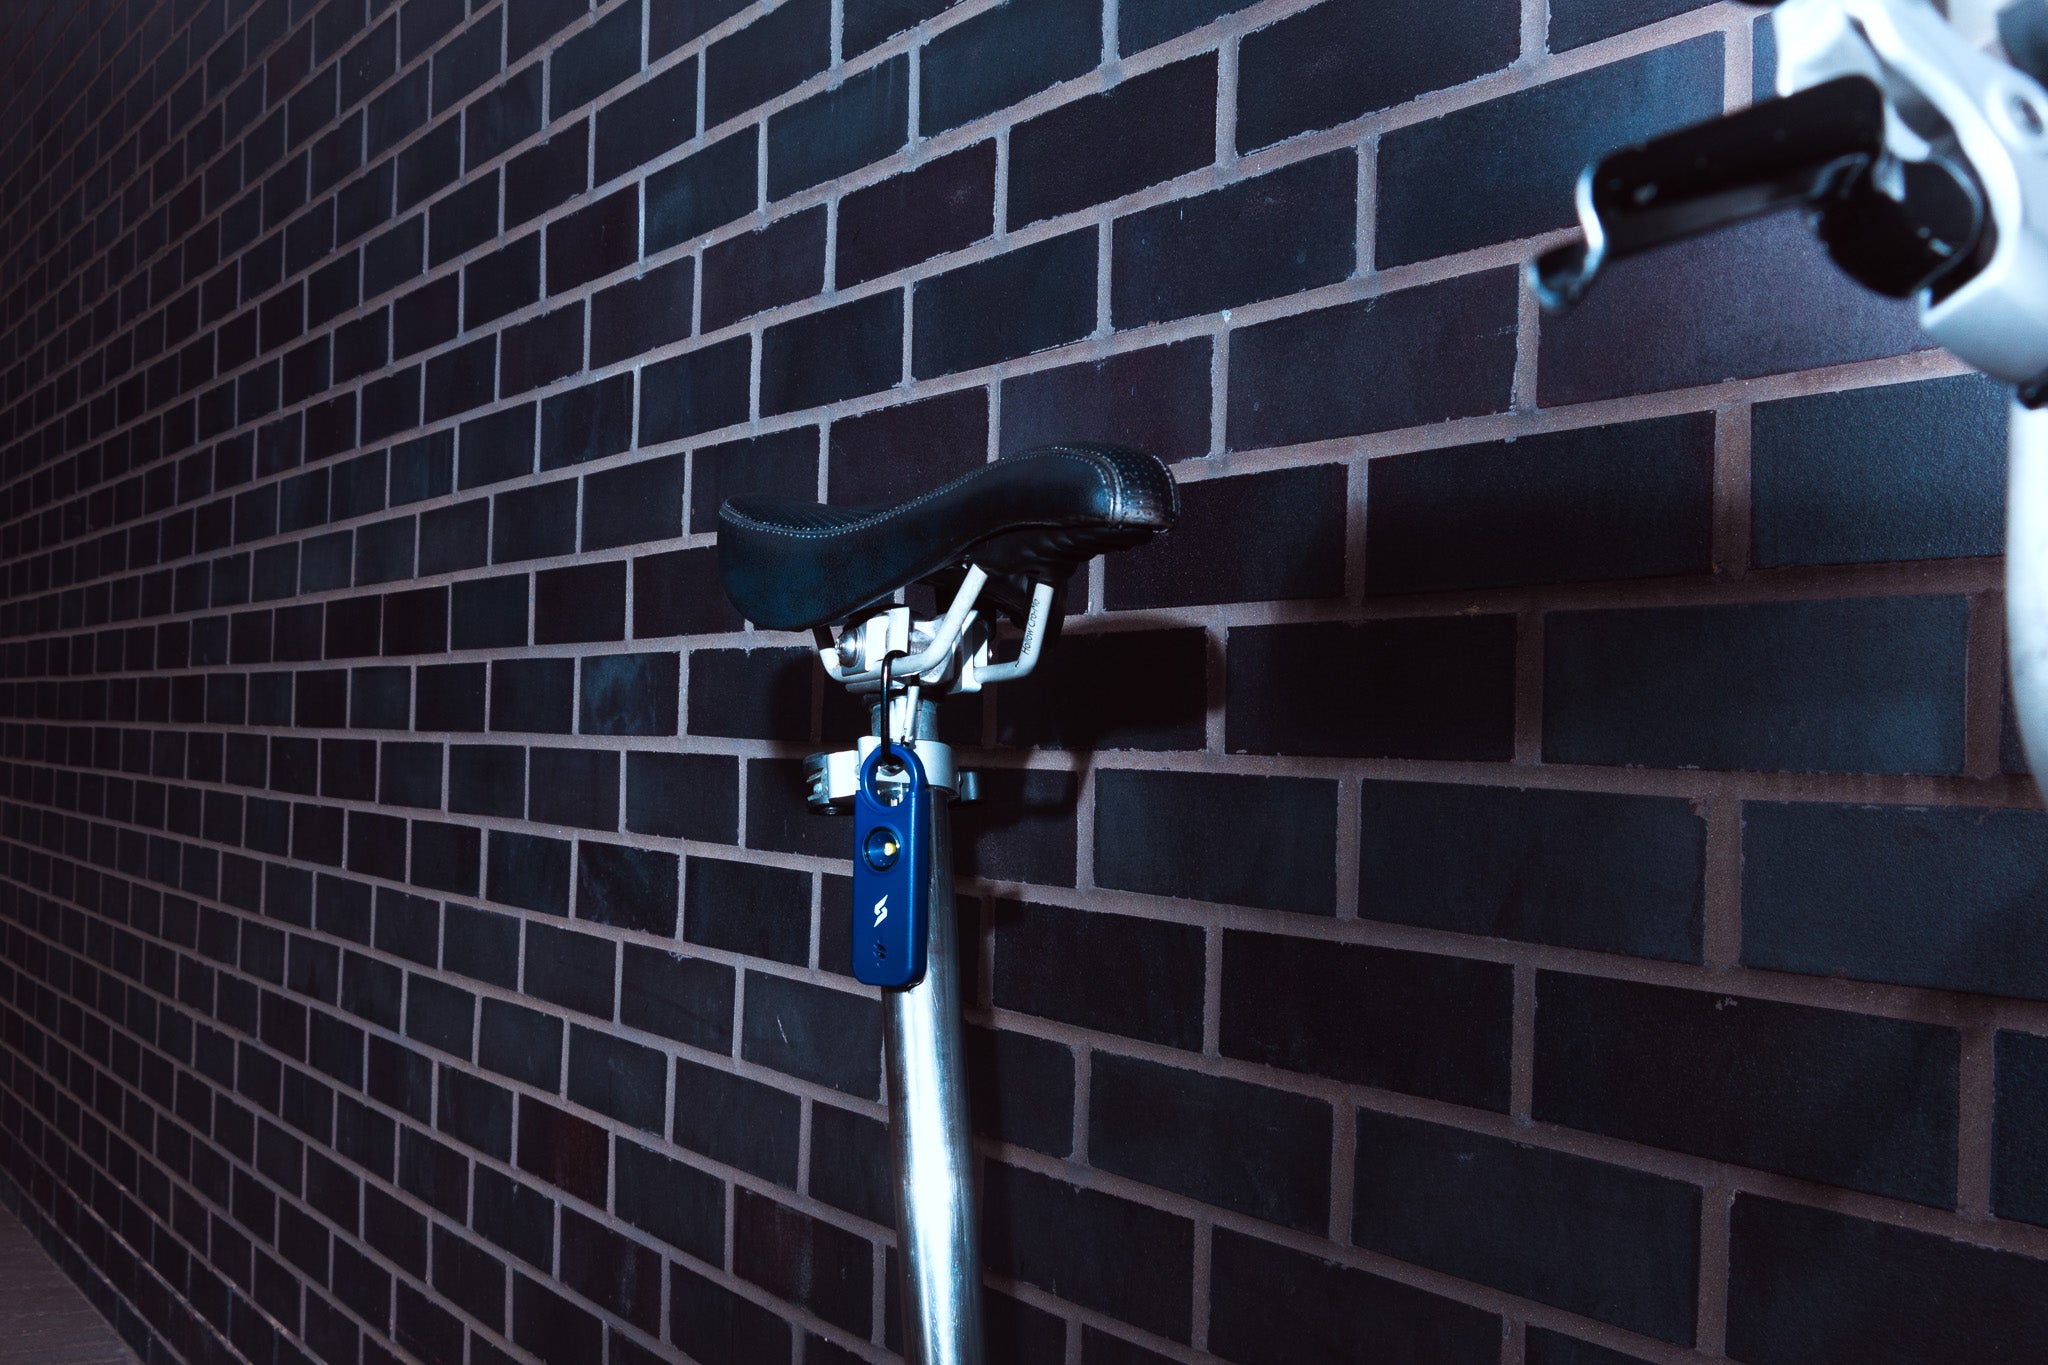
[873,895,889,928]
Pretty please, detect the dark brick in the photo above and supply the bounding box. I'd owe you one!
[1552,0,1710,49]
[451,744,525,816]
[426,336,499,421]
[1545,596,1969,773]
[671,1262,791,1365]
[1377,39,1723,267]
[985,1162,1193,1340]
[453,575,530,650]
[733,1189,873,1335]
[578,840,677,934]
[536,561,627,644]
[558,1209,663,1336]
[615,1138,724,1261]
[837,142,995,287]
[844,0,953,53]
[704,0,827,126]
[493,481,579,562]
[1360,780,1704,961]
[1751,374,2008,567]
[550,0,641,118]
[742,973,882,1097]
[444,905,522,992]
[1539,214,1930,406]
[1121,0,1256,50]
[1114,151,1354,326]
[529,746,622,830]
[429,172,500,266]
[828,389,988,503]
[767,53,910,199]
[479,998,564,1091]
[393,431,457,504]
[364,366,423,439]
[489,831,572,915]
[1743,802,2048,1000]
[1208,1228,1500,1365]
[953,766,1081,886]
[596,56,700,181]
[808,1101,892,1225]
[1224,930,1511,1109]
[472,1164,556,1272]
[761,291,904,414]
[578,651,680,735]
[1366,414,1716,592]
[468,65,546,166]
[508,121,591,227]
[635,547,748,636]
[1353,1110,1700,1343]
[1525,1332,1654,1365]
[683,856,808,963]
[999,338,1210,465]
[491,656,575,733]
[1091,1053,1330,1231]
[512,1273,604,1363]
[543,373,637,468]
[911,230,1096,378]
[568,1026,667,1134]
[460,404,539,491]
[995,628,1207,750]
[1727,1196,2048,1365]
[398,120,463,211]
[1537,973,1958,1205]
[378,741,442,808]
[356,517,419,586]
[1997,1032,2048,1225]
[1107,464,1343,608]
[686,646,813,739]
[645,128,757,253]
[523,922,615,1018]
[701,208,826,330]
[990,900,1202,1047]
[405,975,476,1057]
[627,752,738,839]
[673,1055,801,1185]
[919,0,1097,135]
[641,338,752,444]
[548,185,640,293]
[1227,618,1517,760]
[621,946,735,1052]
[1237,0,1517,152]
[420,498,490,575]
[430,1226,507,1329]
[394,274,460,358]
[1094,769,1335,913]
[589,259,696,370]
[1009,56,1215,227]
[465,234,542,328]
[1227,268,1518,451]
[652,0,752,52]
[501,303,587,396]
[963,1023,1075,1156]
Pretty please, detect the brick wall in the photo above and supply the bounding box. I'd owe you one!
[0,0,2042,1361]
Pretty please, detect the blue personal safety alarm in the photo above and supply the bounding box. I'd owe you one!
[851,744,932,989]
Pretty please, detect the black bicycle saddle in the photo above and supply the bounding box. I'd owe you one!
[717,443,1178,631]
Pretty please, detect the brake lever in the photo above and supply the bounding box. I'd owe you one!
[1532,76,1982,310]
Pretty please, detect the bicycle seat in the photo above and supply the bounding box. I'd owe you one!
[717,443,1178,630]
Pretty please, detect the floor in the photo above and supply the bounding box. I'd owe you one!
[0,1204,140,1364]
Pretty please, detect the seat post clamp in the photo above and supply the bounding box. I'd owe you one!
[802,740,971,813]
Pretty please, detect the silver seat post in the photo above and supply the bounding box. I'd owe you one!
[880,695,984,1365]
